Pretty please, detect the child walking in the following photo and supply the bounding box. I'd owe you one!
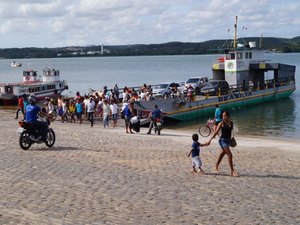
[187,133,208,174]
[68,100,76,123]
[110,100,119,127]
[102,99,110,128]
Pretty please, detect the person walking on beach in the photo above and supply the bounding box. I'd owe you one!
[61,99,69,123]
[110,100,119,127]
[23,95,29,120]
[83,95,89,120]
[57,95,63,121]
[96,97,103,120]
[69,100,76,123]
[207,111,239,177]
[87,97,95,127]
[187,133,208,174]
[102,99,110,128]
[75,98,83,124]
[15,95,25,119]
[121,102,134,133]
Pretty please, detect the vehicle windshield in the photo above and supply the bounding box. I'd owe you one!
[207,81,218,87]
[153,84,169,89]
[186,78,199,83]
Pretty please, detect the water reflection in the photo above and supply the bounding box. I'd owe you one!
[172,97,297,139]
[231,97,296,138]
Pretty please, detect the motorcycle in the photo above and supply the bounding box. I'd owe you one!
[151,118,163,135]
[41,106,58,121]
[17,119,56,150]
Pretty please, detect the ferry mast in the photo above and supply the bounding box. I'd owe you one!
[233,16,238,48]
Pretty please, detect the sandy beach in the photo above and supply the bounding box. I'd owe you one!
[0,109,299,225]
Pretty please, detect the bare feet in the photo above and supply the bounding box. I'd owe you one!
[231,171,239,177]
[215,167,220,174]
[197,170,205,175]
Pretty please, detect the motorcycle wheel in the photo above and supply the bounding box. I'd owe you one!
[45,129,56,148]
[52,111,57,121]
[19,131,32,150]
[157,126,161,135]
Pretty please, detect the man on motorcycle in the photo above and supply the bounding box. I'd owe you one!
[147,105,162,134]
[25,94,48,142]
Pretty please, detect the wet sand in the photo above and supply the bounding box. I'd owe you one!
[0,109,299,225]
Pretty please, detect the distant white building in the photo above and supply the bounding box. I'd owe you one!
[101,44,104,54]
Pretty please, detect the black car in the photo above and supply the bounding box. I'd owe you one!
[200,80,230,96]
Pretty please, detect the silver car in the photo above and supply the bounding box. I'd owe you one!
[184,77,209,94]
[152,82,184,98]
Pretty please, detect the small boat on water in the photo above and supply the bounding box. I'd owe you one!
[11,61,22,67]
[0,68,68,106]
[134,16,297,121]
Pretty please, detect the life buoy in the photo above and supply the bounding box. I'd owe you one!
[218,57,224,62]
[25,75,30,81]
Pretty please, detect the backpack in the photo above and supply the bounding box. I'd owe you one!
[121,110,125,119]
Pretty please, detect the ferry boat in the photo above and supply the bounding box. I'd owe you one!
[134,16,296,121]
[0,68,68,105]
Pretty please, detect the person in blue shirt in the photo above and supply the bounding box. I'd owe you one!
[147,105,162,134]
[187,133,208,173]
[213,104,223,131]
[122,102,135,133]
[25,94,48,141]
[75,98,83,124]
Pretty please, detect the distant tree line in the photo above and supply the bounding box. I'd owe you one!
[1,36,300,59]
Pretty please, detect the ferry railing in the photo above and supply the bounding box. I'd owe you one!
[78,77,295,104]
[230,77,295,94]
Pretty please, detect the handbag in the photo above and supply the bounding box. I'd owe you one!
[230,137,237,147]
[230,128,237,147]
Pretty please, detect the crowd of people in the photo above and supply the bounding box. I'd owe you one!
[15,84,238,177]
[15,83,162,132]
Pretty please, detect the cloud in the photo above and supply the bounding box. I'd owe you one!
[0,0,299,48]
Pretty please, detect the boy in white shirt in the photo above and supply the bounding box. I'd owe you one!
[110,100,119,127]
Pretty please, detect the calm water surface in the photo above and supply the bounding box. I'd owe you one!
[1,54,299,139]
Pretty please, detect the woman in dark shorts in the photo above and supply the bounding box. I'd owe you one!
[207,111,238,177]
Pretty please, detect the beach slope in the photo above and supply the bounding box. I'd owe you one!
[0,109,299,225]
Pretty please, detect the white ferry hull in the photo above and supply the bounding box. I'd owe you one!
[0,68,68,106]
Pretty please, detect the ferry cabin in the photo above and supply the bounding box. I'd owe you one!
[212,43,296,91]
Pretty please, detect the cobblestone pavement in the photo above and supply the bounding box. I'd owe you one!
[0,110,299,225]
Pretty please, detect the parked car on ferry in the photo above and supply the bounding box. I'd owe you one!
[152,82,184,98]
[200,80,230,96]
[184,76,209,94]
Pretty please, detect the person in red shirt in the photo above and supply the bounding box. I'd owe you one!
[15,95,25,119]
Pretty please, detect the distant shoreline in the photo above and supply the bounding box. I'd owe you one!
[2,36,300,59]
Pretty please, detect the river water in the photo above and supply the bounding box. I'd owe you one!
[1,53,299,139]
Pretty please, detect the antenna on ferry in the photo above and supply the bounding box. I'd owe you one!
[233,16,238,48]
[48,59,52,69]
[259,34,263,49]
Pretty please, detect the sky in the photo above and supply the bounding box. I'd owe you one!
[0,0,299,48]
